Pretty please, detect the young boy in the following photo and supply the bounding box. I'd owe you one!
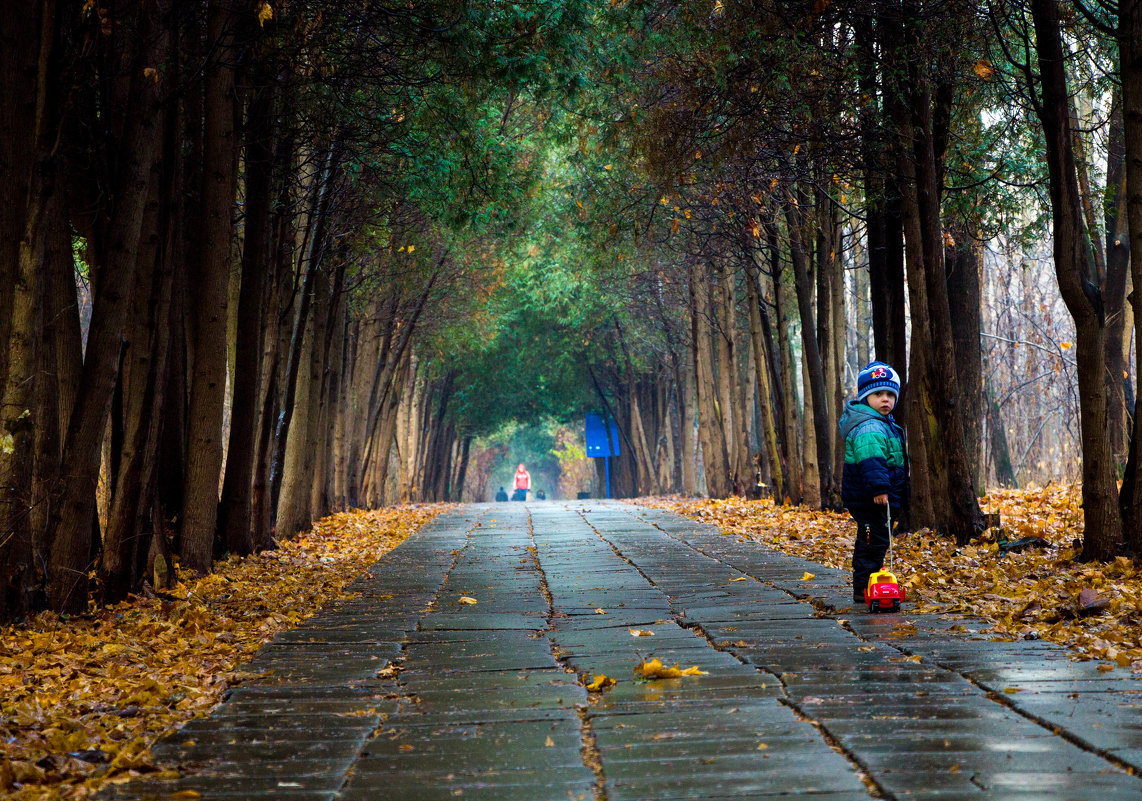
[839,361,908,604]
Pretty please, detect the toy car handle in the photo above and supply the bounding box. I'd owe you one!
[885,502,892,571]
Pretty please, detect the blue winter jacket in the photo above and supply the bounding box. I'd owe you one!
[838,400,908,516]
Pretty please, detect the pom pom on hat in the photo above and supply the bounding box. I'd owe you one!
[857,361,900,401]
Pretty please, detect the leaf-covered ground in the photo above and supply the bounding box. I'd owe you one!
[0,504,444,800]
[643,486,1142,671]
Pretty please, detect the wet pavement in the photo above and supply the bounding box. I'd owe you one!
[104,502,1142,800]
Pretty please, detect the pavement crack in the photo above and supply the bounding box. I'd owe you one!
[827,616,1142,781]
[528,508,609,801]
[686,617,892,801]
[414,511,482,629]
[771,672,891,800]
[336,512,483,798]
[581,509,889,800]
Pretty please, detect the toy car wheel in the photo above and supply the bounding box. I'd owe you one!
[891,600,900,612]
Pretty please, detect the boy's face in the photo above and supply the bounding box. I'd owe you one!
[867,390,896,416]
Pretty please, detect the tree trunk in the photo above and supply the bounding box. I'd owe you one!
[1117,0,1142,552]
[269,143,336,525]
[1033,0,1121,559]
[454,436,472,501]
[100,178,173,602]
[678,355,699,496]
[985,370,1018,488]
[46,6,167,611]
[745,251,786,503]
[218,73,276,557]
[714,266,738,484]
[784,195,833,507]
[768,234,802,503]
[0,138,50,619]
[1104,90,1131,470]
[945,226,984,493]
[371,347,410,505]
[0,1,42,403]
[179,0,241,573]
[629,380,657,495]
[691,262,731,497]
[277,250,333,537]
[883,2,984,542]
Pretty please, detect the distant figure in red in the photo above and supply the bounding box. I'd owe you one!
[511,463,531,501]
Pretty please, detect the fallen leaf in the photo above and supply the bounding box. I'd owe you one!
[629,628,655,637]
[459,596,478,605]
[544,736,555,747]
[729,577,748,582]
[586,674,616,691]
[634,657,709,679]
[594,608,607,614]
[801,572,815,581]
[0,504,445,800]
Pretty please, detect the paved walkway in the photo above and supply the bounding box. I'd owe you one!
[106,503,1142,800]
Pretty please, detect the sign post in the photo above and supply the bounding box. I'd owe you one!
[585,413,620,499]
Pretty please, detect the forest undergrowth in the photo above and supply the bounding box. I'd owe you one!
[0,504,445,800]
[644,486,1142,671]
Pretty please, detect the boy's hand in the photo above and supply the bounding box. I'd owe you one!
[873,493,888,506]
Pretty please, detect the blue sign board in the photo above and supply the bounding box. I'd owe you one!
[585,413,620,457]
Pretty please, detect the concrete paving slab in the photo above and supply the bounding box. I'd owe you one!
[102,502,1142,800]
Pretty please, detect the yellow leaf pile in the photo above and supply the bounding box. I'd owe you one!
[0,504,445,800]
[634,657,708,679]
[642,486,1142,671]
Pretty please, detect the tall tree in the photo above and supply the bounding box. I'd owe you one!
[1029,0,1121,559]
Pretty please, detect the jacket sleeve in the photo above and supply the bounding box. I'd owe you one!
[849,422,892,496]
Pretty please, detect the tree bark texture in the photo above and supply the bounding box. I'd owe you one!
[218,74,276,558]
[1032,0,1121,559]
[179,0,241,573]
[690,262,731,498]
[1117,0,1142,553]
[784,196,833,508]
[46,3,167,612]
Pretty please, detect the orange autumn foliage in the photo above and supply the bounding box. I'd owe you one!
[0,504,445,800]
[643,486,1142,671]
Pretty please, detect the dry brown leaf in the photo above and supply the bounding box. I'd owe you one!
[638,487,1142,673]
[0,504,446,801]
[458,596,478,605]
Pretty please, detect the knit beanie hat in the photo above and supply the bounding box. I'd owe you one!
[857,361,901,402]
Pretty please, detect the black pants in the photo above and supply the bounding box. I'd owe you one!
[852,509,892,598]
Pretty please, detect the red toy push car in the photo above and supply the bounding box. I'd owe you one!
[865,569,905,613]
